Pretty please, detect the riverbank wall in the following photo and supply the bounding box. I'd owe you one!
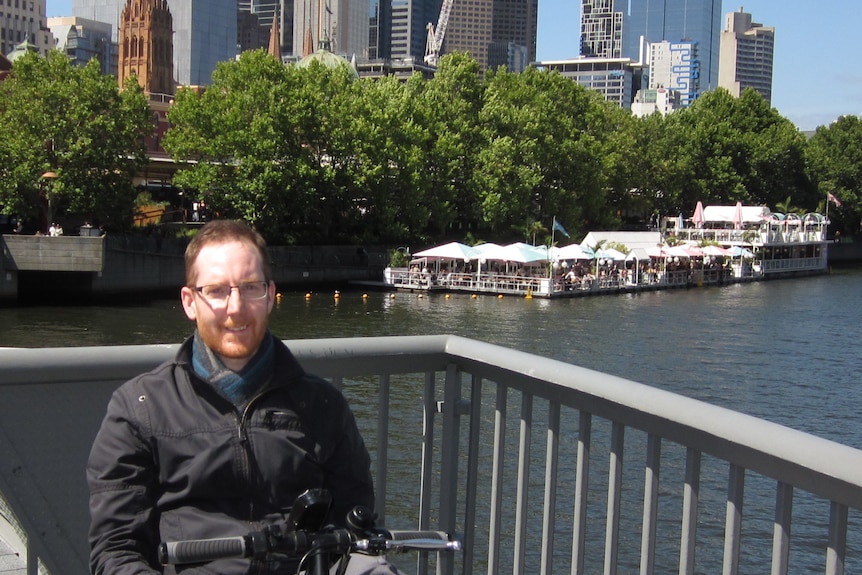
[827,239,862,264]
[0,234,388,304]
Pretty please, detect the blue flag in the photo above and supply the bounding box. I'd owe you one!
[553,217,570,238]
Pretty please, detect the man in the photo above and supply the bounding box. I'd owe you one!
[88,220,392,574]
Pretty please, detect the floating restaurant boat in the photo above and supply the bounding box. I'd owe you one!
[382,202,830,298]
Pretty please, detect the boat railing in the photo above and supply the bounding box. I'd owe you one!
[675,226,827,246]
[2,336,862,575]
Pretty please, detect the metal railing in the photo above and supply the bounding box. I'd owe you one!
[2,336,862,575]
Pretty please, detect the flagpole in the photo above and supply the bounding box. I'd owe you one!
[550,217,556,279]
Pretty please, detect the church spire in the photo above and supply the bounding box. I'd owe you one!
[267,13,281,59]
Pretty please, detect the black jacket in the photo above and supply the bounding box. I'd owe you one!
[87,336,374,574]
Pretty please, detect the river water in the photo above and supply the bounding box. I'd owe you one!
[1,268,861,573]
[2,269,860,447]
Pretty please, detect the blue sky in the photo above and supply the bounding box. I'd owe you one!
[47,0,861,131]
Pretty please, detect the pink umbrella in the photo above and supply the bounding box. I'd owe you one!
[692,201,705,228]
[683,244,703,258]
[733,201,744,230]
[701,245,731,257]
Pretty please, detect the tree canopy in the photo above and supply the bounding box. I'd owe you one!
[3,50,860,244]
[0,50,151,231]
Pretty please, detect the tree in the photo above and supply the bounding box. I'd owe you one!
[0,51,151,230]
[657,88,811,215]
[337,74,432,243]
[418,53,485,238]
[806,115,862,234]
[165,50,303,241]
[474,66,609,240]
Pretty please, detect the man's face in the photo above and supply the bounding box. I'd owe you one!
[180,240,275,371]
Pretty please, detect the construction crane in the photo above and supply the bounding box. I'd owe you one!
[424,0,454,67]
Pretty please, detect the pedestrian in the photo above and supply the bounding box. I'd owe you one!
[87,219,399,575]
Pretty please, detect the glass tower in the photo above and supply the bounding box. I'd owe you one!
[622,0,721,89]
[72,0,237,86]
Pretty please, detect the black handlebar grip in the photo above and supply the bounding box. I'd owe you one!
[388,530,449,541]
[159,536,248,565]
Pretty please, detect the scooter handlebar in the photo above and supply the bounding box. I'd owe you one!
[158,535,249,565]
[159,530,312,565]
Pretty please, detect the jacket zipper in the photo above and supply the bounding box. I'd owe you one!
[237,383,276,523]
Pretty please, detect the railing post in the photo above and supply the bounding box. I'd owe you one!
[513,392,533,575]
[826,501,848,575]
[723,464,745,575]
[772,481,793,575]
[438,364,461,575]
[540,402,561,575]
[488,384,508,575]
[640,434,661,575]
[572,411,591,575]
[461,374,483,575]
[679,448,701,575]
[603,422,624,575]
[375,374,391,526]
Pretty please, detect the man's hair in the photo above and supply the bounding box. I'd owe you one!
[184,220,272,285]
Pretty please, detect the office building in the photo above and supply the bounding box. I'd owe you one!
[580,0,624,58]
[72,0,236,86]
[631,86,681,117]
[442,0,537,71]
[622,0,721,90]
[292,0,369,60]
[488,41,528,73]
[388,0,437,62]
[49,17,117,75]
[533,57,638,109]
[367,0,391,60]
[1,0,54,57]
[444,0,493,70]
[648,40,699,106]
[238,1,294,57]
[718,8,774,104]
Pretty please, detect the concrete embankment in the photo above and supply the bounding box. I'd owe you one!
[0,234,388,304]
[828,240,862,264]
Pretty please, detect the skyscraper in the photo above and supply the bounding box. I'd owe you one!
[72,0,236,86]
[389,0,439,62]
[242,1,295,58]
[49,17,117,75]
[622,0,721,90]
[367,0,391,60]
[648,40,699,105]
[444,0,537,71]
[291,0,369,60]
[1,0,54,57]
[718,8,774,104]
[580,0,624,58]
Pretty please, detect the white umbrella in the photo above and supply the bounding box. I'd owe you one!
[482,242,549,264]
[593,247,627,261]
[472,242,502,255]
[663,245,691,259]
[413,242,481,260]
[729,246,754,258]
[554,243,593,260]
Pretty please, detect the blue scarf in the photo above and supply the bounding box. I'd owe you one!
[192,330,275,407]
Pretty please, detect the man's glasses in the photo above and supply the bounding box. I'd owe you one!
[192,281,269,305]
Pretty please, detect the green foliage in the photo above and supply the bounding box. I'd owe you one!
[0,51,151,231]
[5,50,861,244]
[388,248,410,268]
[806,115,862,234]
